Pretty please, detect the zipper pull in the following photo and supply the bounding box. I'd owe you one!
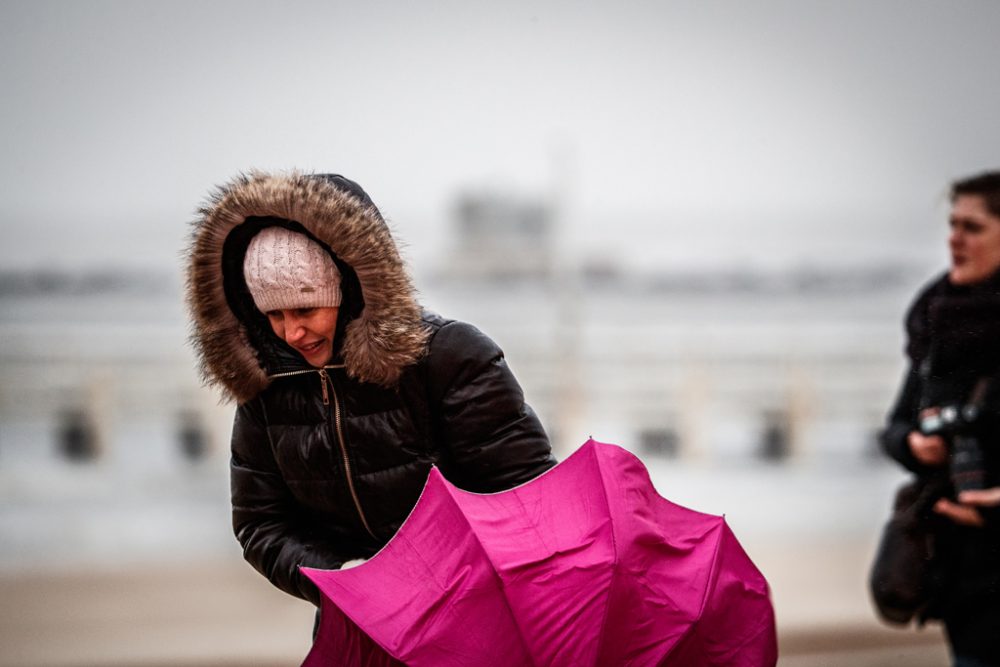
[318,369,330,405]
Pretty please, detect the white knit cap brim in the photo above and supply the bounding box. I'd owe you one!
[243,226,342,313]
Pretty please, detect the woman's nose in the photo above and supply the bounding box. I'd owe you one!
[284,316,306,342]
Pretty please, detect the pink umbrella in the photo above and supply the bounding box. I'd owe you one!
[302,439,777,666]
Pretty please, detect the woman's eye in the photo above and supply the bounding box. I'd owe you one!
[296,308,316,316]
[267,311,283,321]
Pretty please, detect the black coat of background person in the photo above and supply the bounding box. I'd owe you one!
[881,269,1000,659]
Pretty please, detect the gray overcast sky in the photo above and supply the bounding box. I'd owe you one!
[1,0,998,274]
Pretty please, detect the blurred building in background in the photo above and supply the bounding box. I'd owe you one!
[442,192,554,281]
[0,196,922,570]
[0,199,941,663]
[0,271,235,568]
[434,191,914,467]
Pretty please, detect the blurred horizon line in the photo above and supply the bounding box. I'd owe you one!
[0,259,940,299]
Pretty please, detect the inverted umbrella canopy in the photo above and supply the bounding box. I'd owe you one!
[302,439,777,666]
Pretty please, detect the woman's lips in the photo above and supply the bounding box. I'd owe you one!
[296,340,324,354]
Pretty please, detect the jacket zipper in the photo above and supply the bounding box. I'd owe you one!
[269,365,375,540]
[318,368,376,540]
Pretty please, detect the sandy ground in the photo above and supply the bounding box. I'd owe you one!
[0,538,951,667]
[0,561,312,667]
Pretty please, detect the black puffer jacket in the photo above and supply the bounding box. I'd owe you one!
[186,172,555,604]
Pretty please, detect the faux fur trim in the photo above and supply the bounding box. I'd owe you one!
[186,171,429,403]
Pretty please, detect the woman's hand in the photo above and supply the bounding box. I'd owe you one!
[934,498,984,527]
[957,488,1000,507]
[934,489,1000,527]
[907,430,948,466]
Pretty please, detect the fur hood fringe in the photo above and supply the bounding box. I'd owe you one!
[186,171,428,403]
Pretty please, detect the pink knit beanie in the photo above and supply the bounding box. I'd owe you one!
[243,227,342,313]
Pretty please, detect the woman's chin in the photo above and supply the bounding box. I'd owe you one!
[295,344,332,368]
[949,266,973,286]
[305,355,327,368]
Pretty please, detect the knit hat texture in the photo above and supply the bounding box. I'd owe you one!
[243,226,342,313]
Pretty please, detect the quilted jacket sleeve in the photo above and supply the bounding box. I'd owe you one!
[230,398,360,605]
[424,320,556,493]
[880,364,927,474]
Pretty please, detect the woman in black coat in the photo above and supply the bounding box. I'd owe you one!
[881,171,1000,667]
[186,171,555,606]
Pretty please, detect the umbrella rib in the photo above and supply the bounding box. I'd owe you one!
[658,515,727,661]
[586,444,620,667]
[446,484,541,667]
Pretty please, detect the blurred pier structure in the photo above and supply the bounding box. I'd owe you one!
[0,199,949,664]
[434,190,915,467]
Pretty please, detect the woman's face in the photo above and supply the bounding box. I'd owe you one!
[266,307,339,367]
[948,194,1000,286]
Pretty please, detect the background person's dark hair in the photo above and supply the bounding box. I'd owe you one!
[951,170,1000,218]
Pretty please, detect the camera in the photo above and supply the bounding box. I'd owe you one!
[919,402,987,493]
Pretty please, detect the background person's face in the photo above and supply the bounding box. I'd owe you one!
[948,194,1000,286]
[266,307,339,367]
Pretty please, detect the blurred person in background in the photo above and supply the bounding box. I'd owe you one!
[185,172,555,616]
[881,171,1000,667]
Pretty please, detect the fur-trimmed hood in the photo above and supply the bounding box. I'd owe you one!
[186,171,428,403]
